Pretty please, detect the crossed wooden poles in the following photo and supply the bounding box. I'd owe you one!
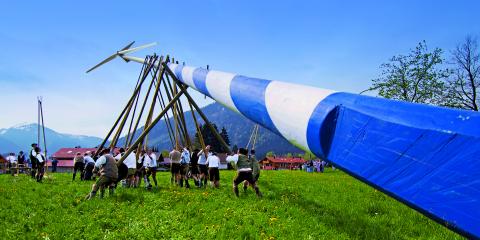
[92,55,231,165]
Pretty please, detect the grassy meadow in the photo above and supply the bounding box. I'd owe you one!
[0,169,463,240]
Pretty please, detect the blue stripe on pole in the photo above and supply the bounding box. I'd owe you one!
[192,67,211,98]
[230,75,279,134]
[306,92,480,239]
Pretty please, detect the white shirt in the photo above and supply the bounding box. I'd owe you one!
[35,152,45,163]
[197,150,209,165]
[143,153,156,168]
[150,153,157,167]
[6,155,16,163]
[206,155,220,168]
[226,154,239,164]
[123,152,137,169]
[181,149,190,164]
[84,156,95,164]
[114,153,123,161]
[95,154,108,168]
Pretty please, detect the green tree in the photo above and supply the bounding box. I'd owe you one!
[231,144,239,154]
[445,36,479,111]
[266,151,275,157]
[364,41,449,105]
[193,123,229,153]
[301,152,315,160]
[220,127,231,146]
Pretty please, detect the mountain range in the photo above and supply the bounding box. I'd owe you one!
[1,103,304,158]
[0,123,102,155]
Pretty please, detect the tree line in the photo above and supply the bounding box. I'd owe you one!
[363,36,479,111]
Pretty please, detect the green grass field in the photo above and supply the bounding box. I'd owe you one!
[0,169,463,240]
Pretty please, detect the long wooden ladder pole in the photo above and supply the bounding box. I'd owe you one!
[252,125,259,150]
[37,97,48,174]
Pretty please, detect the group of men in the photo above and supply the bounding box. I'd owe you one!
[82,144,262,200]
[72,151,96,181]
[168,145,222,189]
[5,151,26,175]
[168,144,262,197]
[85,147,159,199]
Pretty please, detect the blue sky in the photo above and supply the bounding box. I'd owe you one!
[0,0,479,137]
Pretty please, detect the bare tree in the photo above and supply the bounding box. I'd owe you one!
[445,36,480,111]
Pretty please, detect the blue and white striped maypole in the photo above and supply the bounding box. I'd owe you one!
[89,42,480,239]
[165,64,480,240]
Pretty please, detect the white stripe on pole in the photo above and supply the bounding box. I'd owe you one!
[264,81,336,150]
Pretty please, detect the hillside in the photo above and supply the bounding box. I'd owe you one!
[119,102,302,158]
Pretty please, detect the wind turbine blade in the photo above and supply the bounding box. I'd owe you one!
[86,53,118,73]
[118,42,157,55]
[120,41,135,51]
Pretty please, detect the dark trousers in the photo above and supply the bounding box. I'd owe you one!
[36,163,45,182]
[73,162,85,181]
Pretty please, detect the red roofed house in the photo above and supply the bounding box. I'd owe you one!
[259,156,306,170]
[50,147,97,172]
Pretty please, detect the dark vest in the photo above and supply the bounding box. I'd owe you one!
[29,149,37,162]
[100,154,118,179]
[237,154,251,169]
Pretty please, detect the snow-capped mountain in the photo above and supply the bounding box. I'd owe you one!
[0,123,102,155]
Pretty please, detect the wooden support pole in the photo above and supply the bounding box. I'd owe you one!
[161,75,189,148]
[164,74,192,147]
[117,89,185,165]
[156,84,175,149]
[188,100,207,155]
[162,62,231,154]
[144,56,165,147]
[124,77,143,148]
[127,58,161,147]
[94,56,156,157]
[112,56,160,149]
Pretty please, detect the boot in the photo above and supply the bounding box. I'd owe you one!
[109,186,115,196]
[185,179,190,189]
[203,179,207,188]
[85,191,96,200]
[255,187,263,198]
[179,179,183,187]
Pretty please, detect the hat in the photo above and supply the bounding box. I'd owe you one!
[31,143,37,147]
